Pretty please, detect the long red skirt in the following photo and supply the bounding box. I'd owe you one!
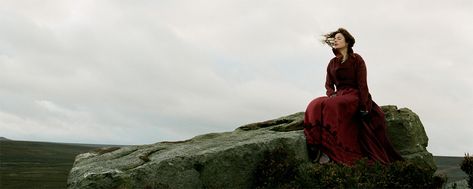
[304,88,402,165]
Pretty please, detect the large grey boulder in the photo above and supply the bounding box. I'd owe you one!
[67,105,435,188]
[67,113,308,189]
[382,105,436,171]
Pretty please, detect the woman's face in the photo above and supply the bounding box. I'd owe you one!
[332,33,347,50]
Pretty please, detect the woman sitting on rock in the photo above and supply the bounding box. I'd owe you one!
[304,28,403,165]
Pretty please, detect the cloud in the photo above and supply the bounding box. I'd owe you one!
[0,0,472,155]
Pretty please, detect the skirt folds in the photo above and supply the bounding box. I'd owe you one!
[303,88,402,165]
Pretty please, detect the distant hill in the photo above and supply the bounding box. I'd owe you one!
[0,140,119,189]
[434,156,468,183]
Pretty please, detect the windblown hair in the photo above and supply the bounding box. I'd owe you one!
[321,28,356,54]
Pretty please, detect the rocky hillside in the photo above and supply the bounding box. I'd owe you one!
[67,105,435,189]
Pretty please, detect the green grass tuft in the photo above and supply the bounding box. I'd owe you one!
[461,153,473,188]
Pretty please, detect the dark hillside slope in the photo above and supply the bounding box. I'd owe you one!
[434,156,468,183]
[0,140,109,189]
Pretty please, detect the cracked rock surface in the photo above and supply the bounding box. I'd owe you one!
[67,106,435,189]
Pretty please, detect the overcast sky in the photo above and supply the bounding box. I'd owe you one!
[1,0,472,156]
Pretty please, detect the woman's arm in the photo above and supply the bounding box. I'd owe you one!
[356,55,370,111]
[325,61,336,97]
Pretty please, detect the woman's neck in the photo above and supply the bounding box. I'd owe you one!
[338,48,348,62]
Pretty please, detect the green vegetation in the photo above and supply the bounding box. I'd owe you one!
[254,146,446,189]
[0,140,107,189]
[461,153,473,188]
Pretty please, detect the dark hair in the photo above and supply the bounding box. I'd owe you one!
[322,28,356,54]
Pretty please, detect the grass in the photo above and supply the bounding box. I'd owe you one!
[0,140,112,189]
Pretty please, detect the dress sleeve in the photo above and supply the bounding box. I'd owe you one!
[356,55,369,111]
[325,61,336,97]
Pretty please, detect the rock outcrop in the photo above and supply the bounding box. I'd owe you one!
[382,105,436,171]
[67,105,435,189]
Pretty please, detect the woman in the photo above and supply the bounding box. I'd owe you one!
[304,28,402,165]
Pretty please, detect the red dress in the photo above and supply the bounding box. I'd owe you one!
[304,53,402,165]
